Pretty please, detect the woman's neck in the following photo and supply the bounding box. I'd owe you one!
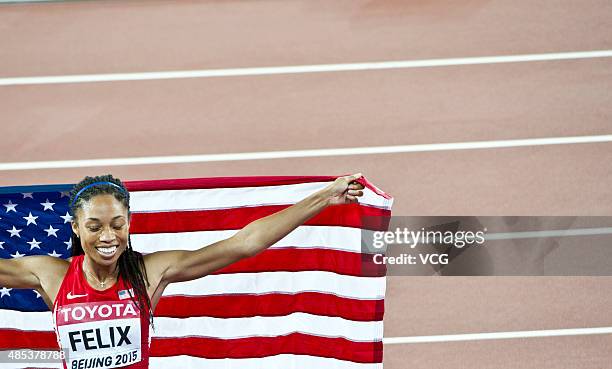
[83,255,118,284]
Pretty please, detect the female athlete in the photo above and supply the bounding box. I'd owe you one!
[0,173,364,369]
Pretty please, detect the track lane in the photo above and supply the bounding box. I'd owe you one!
[1,0,612,76]
[384,334,612,369]
[2,60,611,163]
[385,277,612,337]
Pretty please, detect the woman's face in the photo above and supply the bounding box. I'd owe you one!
[71,194,130,267]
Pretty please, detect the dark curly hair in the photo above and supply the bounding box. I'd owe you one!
[68,174,153,328]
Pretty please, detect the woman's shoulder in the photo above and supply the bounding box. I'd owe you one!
[20,254,70,270]
[17,255,70,291]
[26,256,71,310]
[32,255,71,277]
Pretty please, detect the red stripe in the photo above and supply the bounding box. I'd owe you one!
[151,333,383,363]
[125,176,337,191]
[0,331,383,363]
[155,292,384,321]
[0,329,58,349]
[130,204,391,233]
[206,248,385,277]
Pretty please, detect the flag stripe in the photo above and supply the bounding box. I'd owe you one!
[163,272,386,299]
[0,329,57,349]
[153,313,383,341]
[130,204,390,233]
[211,248,385,277]
[0,355,384,369]
[126,176,339,191]
[149,354,384,369]
[125,175,391,201]
[0,313,382,344]
[155,292,384,321]
[130,182,392,212]
[0,333,384,364]
[131,226,366,254]
[152,333,383,363]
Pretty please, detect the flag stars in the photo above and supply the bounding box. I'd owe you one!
[48,250,62,258]
[11,250,25,258]
[22,193,34,199]
[64,238,72,249]
[59,191,70,198]
[3,200,18,213]
[40,199,55,211]
[44,225,60,238]
[0,287,12,298]
[23,212,39,226]
[33,290,41,298]
[27,238,42,250]
[60,212,73,223]
[0,241,4,249]
[7,226,22,238]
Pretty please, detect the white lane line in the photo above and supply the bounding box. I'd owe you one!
[1,50,611,86]
[2,134,612,171]
[413,226,612,245]
[383,326,612,344]
[485,227,612,241]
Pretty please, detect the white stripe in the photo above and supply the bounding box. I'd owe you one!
[1,361,62,369]
[150,354,383,369]
[153,312,382,341]
[2,135,612,171]
[132,226,364,254]
[1,50,610,86]
[163,272,386,300]
[383,326,612,344]
[130,181,390,211]
[0,310,52,331]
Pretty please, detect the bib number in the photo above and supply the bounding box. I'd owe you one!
[56,301,142,369]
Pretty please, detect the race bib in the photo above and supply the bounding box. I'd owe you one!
[56,301,141,369]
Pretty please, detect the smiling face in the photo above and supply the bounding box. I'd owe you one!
[71,194,130,268]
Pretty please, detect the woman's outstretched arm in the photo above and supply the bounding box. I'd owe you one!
[146,174,365,284]
[0,256,48,289]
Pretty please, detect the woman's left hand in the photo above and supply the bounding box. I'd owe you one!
[324,173,365,205]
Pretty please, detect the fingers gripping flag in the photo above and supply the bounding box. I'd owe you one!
[0,176,393,369]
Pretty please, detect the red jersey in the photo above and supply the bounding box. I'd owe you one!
[53,255,151,369]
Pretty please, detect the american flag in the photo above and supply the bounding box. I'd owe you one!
[0,176,392,369]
